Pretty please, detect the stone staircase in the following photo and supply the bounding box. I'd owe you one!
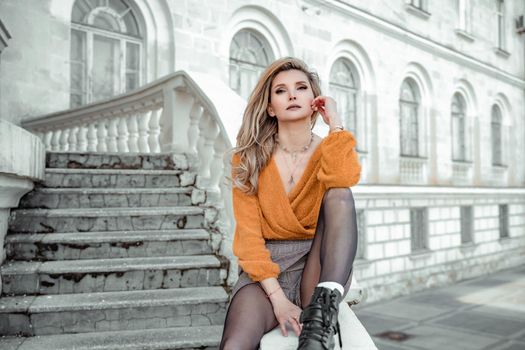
[0,152,229,349]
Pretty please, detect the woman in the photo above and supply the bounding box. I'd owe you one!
[220,57,361,350]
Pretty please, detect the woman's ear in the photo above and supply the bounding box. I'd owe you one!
[267,105,276,117]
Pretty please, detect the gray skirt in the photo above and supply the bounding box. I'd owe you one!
[230,239,352,307]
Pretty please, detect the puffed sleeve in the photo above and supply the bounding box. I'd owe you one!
[230,153,281,282]
[317,130,361,188]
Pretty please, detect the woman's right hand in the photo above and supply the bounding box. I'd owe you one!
[270,292,303,337]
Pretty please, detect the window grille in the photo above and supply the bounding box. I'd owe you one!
[410,207,428,252]
[460,206,473,244]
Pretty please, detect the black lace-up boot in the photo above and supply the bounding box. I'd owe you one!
[297,286,343,350]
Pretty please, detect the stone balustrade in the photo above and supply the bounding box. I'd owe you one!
[452,160,473,185]
[21,70,246,288]
[399,155,428,184]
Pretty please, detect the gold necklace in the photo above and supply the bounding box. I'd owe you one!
[274,131,314,186]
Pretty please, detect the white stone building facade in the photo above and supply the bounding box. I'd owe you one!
[1,0,524,302]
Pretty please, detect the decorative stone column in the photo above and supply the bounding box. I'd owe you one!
[0,120,45,293]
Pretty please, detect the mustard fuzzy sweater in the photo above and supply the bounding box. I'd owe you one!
[231,130,361,282]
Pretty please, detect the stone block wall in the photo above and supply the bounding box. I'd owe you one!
[353,187,525,303]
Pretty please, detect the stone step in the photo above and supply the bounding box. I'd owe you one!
[46,151,190,171]
[8,206,213,233]
[0,287,228,336]
[1,255,225,295]
[6,229,212,261]
[19,187,206,209]
[43,168,196,188]
[0,325,221,350]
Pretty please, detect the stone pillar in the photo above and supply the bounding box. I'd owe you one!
[0,120,45,294]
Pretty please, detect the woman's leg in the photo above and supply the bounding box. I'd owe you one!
[219,283,279,350]
[299,187,358,308]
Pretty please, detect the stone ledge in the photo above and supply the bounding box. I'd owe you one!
[0,325,222,350]
[0,286,228,313]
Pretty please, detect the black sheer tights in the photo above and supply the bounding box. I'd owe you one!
[219,188,358,350]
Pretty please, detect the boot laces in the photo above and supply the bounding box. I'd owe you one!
[300,289,343,349]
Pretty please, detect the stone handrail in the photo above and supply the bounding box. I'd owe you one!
[22,71,242,193]
[22,70,247,287]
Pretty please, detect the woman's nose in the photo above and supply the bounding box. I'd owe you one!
[288,93,297,100]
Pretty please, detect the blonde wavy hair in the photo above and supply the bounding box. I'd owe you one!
[226,57,322,195]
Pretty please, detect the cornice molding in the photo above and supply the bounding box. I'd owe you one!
[307,0,525,89]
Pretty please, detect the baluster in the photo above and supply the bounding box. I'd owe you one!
[117,116,130,152]
[68,126,78,151]
[77,125,88,151]
[87,123,97,151]
[59,128,70,151]
[159,87,193,152]
[44,131,52,151]
[138,111,150,152]
[188,103,203,154]
[51,130,60,151]
[148,109,161,153]
[97,120,108,152]
[107,118,118,152]
[196,113,220,187]
[127,114,139,152]
[209,133,227,194]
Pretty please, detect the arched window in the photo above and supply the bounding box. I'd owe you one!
[399,79,420,157]
[329,58,359,137]
[491,104,503,165]
[451,93,467,161]
[70,0,144,107]
[229,29,274,100]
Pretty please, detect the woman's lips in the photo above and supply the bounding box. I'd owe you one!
[287,105,301,110]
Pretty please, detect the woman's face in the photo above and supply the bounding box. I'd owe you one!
[267,69,315,122]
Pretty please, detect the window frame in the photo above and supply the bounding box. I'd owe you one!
[69,0,144,107]
[229,29,274,100]
[460,205,474,244]
[451,93,467,162]
[496,0,505,50]
[355,209,367,260]
[499,204,509,239]
[399,79,420,157]
[491,104,503,166]
[329,58,359,139]
[410,207,429,252]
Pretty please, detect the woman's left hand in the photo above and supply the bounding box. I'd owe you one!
[311,96,342,127]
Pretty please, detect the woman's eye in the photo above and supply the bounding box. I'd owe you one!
[276,90,284,94]
[298,86,307,90]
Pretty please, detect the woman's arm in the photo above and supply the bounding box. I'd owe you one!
[230,153,280,282]
[260,277,302,337]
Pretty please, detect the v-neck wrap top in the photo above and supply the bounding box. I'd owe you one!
[230,130,361,282]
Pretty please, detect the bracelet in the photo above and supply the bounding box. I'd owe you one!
[266,286,282,298]
[329,125,344,133]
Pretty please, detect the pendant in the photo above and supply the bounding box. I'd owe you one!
[289,175,295,186]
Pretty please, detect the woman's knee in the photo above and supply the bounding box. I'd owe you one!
[322,187,355,206]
